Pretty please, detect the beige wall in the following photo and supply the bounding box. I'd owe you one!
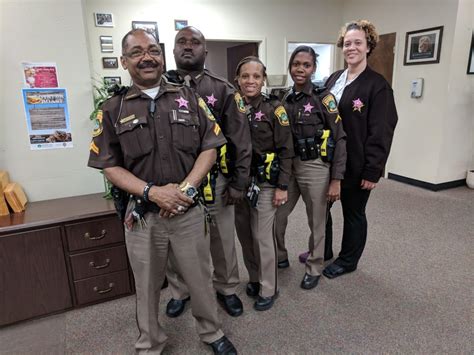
[0,0,104,201]
[0,0,472,203]
[341,0,473,184]
[84,0,344,82]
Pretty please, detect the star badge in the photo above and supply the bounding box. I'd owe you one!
[303,102,314,113]
[352,98,364,112]
[206,94,218,107]
[175,96,189,109]
[254,110,265,121]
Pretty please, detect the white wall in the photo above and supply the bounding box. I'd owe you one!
[84,0,344,83]
[341,0,473,184]
[0,0,104,201]
[1,0,471,204]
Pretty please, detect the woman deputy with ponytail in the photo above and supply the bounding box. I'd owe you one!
[234,56,294,311]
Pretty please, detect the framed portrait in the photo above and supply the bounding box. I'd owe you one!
[174,19,188,31]
[94,13,114,27]
[104,76,121,86]
[404,26,443,65]
[102,57,118,69]
[467,31,474,74]
[132,21,159,42]
[100,36,113,53]
[160,43,167,72]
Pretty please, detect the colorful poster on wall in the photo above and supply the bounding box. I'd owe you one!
[22,88,73,150]
[22,62,59,88]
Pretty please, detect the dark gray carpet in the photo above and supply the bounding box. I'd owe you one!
[1,179,473,354]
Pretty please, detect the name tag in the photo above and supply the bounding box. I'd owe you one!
[119,114,136,124]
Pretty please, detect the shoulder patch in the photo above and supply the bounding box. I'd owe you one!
[234,92,246,113]
[198,97,215,121]
[274,105,289,126]
[322,94,338,113]
[92,110,103,137]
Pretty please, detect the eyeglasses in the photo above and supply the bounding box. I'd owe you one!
[124,48,162,59]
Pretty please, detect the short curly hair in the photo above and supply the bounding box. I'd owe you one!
[336,20,379,56]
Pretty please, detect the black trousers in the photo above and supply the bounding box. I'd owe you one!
[325,186,371,269]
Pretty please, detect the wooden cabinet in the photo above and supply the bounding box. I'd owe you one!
[0,194,133,327]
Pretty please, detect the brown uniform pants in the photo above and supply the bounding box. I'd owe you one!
[274,157,330,276]
[235,183,278,297]
[126,203,223,354]
[167,173,240,298]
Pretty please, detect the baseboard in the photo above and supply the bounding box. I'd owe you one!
[387,173,466,191]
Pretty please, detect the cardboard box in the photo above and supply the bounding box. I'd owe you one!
[4,182,28,213]
[0,171,9,191]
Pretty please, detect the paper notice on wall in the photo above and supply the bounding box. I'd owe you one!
[22,62,59,88]
[22,88,73,150]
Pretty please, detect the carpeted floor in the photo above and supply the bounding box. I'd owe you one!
[1,179,473,354]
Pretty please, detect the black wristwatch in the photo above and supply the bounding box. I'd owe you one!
[277,184,288,191]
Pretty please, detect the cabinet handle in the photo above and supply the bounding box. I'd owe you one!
[84,229,107,240]
[89,258,110,269]
[93,283,114,294]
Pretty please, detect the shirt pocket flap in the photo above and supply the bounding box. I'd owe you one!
[169,110,200,127]
[115,115,148,135]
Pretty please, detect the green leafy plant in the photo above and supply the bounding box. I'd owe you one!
[90,77,114,199]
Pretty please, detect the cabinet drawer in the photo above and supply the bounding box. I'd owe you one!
[70,245,128,280]
[74,270,131,305]
[66,217,124,251]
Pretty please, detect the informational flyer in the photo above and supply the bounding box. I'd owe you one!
[22,88,73,150]
[22,62,59,88]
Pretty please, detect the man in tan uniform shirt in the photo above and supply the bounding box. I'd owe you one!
[87,29,237,355]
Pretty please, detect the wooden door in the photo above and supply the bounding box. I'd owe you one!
[226,43,258,83]
[0,227,72,325]
[368,33,396,85]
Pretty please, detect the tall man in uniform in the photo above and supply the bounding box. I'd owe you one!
[88,29,237,355]
[165,26,252,318]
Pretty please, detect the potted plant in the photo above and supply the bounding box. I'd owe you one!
[90,78,115,198]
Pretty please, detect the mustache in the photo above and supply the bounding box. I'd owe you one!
[137,61,159,69]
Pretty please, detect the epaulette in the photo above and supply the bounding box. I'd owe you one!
[107,84,129,97]
[164,70,184,84]
[162,74,183,89]
[204,69,235,88]
[262,93,280,108]
[313,85,327,95]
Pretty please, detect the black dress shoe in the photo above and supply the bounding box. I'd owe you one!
[208,335,237,355]
[254,293,277,311]
[166,297,190,318]
[216,293,243,317]
[246,282,260,297]
[300,273,321,290]
[322,263,356,279]
[277,259,290,269]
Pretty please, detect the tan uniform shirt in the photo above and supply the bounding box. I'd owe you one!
[88,77,226,184]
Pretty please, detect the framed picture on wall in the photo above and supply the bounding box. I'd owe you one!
[100,36,113,53]
[104,76,121,86]
[132,21,159,42]
[404,26,443,65]
[174,19,188,31]
[94,13,114,27]
[467,31,474,74]
[102,57,118,69]
[160,43,167,72]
